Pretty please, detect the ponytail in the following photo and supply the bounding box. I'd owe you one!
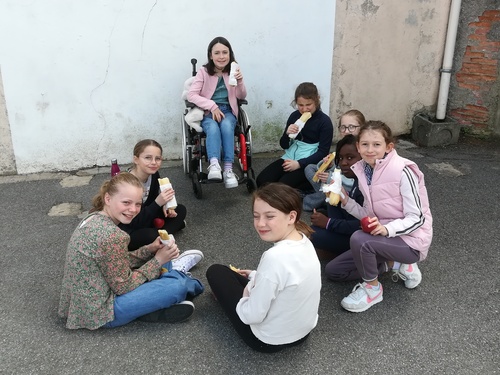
[91,172,143,211]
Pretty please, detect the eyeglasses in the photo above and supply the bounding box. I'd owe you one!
[338,125,360,132]
[141,156,162,164]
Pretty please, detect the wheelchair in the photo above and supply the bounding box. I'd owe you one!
[181,59,257,199]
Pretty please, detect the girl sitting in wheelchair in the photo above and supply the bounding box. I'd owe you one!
[187,36,247,189]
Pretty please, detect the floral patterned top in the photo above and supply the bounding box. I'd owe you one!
[58,213,161,329]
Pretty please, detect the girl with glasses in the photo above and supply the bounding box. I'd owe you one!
[303,109,365,211]
[119,139,187,250]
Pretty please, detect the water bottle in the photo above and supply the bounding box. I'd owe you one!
[111,158,121,177]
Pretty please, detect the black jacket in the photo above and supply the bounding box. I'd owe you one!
[325,179,364,235]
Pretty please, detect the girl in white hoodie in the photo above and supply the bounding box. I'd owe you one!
[206,183,321,352]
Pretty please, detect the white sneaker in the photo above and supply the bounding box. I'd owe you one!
[341,282,383,313]
[223,170,238,188]
[392,263,422,289]
[207,163,222,180]
[172,250,204,273]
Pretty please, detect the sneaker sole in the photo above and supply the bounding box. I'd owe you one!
[208,175,222,181]
[138,302,194,323]
[225,181,238,188]
[341,295,383,313]
[405,275,422,289]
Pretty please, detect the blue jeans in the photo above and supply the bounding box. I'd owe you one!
[201,104,236,163]
[104,262,204,328]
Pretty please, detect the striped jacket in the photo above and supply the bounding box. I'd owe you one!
[345,149,433,260]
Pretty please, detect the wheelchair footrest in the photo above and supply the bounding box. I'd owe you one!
[199,172,223,184]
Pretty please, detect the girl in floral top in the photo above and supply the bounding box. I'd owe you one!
[58,172,204,329]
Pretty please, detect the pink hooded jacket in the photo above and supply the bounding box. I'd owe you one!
[187,66,247,117]
[345,149,433,260]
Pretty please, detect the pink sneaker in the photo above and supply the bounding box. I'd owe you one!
[341,282,383,313]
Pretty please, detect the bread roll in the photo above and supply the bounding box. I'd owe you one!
[158,229,170,240]
[312,152,336,182]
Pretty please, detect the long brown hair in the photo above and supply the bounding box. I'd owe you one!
[204,36,236,75]
[292,82,321,110]
[91,172,143,211]
[252,183,314,238]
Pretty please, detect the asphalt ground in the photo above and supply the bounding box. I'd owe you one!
[1,135,499,374]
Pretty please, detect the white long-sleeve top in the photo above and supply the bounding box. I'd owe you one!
[236,233,321,345]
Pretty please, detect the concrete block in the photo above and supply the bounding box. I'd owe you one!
[412,114,461,147]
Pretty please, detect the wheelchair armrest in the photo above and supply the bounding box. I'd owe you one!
[238,99,248,106]
[185,100,196,108]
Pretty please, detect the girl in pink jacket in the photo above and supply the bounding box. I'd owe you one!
[187,36,247,189]
[328,121,433,313]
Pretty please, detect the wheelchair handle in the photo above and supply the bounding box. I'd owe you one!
[191,58,197,76]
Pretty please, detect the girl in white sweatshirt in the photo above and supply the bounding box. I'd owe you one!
[206,183,321,353]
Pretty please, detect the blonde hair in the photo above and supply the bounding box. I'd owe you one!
[339,109,365,127]
[91,172,143,211]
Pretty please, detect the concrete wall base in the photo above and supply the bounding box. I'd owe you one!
[412,113,461,147]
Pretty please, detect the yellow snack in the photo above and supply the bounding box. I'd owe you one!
[289,112,313,139]
[323,168,342,206]
[328,192,341,206]
[299,111,312,123]
[158,177,170,185]
[229,264,240,272]
[312,152,336,183]
[158,229,170,240]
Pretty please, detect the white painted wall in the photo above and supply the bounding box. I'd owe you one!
[0,0,336,174]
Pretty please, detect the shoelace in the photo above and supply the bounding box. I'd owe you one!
[392,270,407,283]
[225,171,239,180]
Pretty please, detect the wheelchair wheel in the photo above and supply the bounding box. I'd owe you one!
[191,172,203,199]
[246,178,257,193]
[182,116,191,175]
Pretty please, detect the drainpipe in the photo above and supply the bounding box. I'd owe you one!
[436,0,462,120]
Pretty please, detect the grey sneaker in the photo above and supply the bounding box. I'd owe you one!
[392,263,422,289]
[172,250,204,273]
[138,300,194,323]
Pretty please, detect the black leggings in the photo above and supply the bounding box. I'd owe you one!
[206,264,309,353]
[256,159,312,191]
[128,204,187,250]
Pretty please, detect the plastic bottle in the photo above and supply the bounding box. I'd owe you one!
[111,158,121,177]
